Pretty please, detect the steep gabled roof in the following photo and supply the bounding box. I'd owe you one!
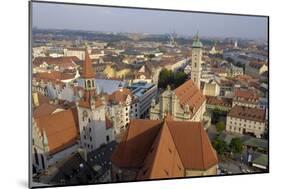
[111,119,163,168]
[167,121,218,170]
[137,122,184,180]
[35,108,79,155]
[111,119,218,178]
[82,50,95,79]
[174,79,206,114]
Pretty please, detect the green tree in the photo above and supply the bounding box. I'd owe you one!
[158,68,187,90]
[212,108,221,124]
[229,137,243,154]
[174,71,187,88]
[212,137,228,155]
[216,121,225,133]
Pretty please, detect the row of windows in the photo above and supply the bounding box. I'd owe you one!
[228,125,263,131]
[83,126,92,133]
[83,135,93,141]
[229,117,263,125]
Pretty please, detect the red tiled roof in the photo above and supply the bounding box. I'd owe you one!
[35,108,79,155]
[34,71,75,81]
[234,89,259,101]
[174,79,206,115]
[137,122,184,180]
[228,105,265,122]
[111,119,218,176]
[206,96,232,107]
[81,50,95,79]
[108,88,131,105]
[167,121,218,170]
[33,56,79,67]
[33,103,63,119]
[111,119,163,168]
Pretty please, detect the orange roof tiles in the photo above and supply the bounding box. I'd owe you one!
[36,93,50,105]
[167,121,218,170]
[35,108,79,155]
[111,119,163,168]
[111,119,218,178]
[33,56,79,67]
[234,89,259,101]
[33,103,63,119]
[174,79,206,115]
[108,88,131,105]
[228,105,265,122]
[137,122,184,180]
[81,50,95,79]
[206,96,232,107]
[34,71,75,81]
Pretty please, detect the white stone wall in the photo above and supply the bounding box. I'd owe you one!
[107,96,132,135]
[226,116,265,138]
[78,104,113,153]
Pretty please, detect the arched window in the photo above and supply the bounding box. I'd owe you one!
[92,80,95,88]
[87,80,91,89]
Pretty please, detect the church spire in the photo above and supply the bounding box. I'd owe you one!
[192,32,203,48]
[82,49,95,79]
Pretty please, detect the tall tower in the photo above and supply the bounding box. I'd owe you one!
[77,49,111,153]
[81,49,95,91]
[191,33,203,89]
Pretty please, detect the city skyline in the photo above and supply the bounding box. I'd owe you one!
[32,2,268,40]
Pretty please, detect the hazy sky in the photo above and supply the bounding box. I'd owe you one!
[32,2,268,39]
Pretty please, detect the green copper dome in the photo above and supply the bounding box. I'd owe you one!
[192,33,203,48]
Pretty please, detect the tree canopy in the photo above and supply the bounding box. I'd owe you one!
[229,137,243,154]
[212,137,228,155]
[216,121,225,133]
[158,68,187,89]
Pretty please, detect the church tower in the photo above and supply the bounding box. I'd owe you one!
[81,49,95,91]
[76,49,113,153]
[191,33,203,89]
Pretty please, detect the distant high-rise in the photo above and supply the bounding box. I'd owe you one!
[191,33,203,89]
